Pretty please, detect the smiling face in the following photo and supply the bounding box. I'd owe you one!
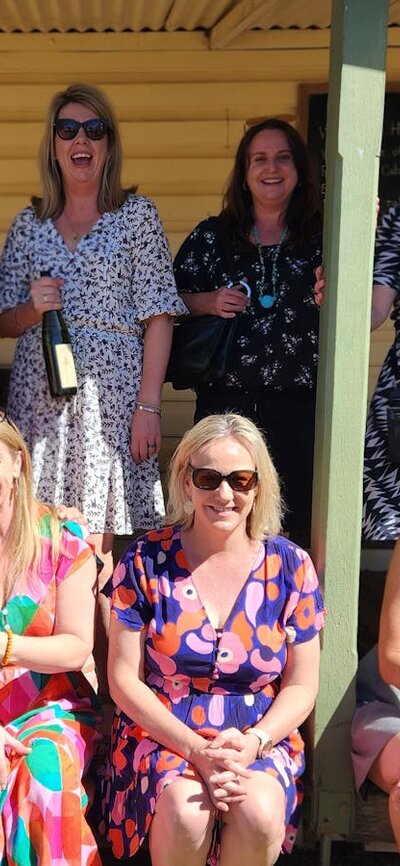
[184,435,257,538]
[246,128,298,212]
[54,101,109,192]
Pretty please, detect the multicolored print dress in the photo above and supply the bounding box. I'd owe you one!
[101,526,325,862]
[0,507,101,866]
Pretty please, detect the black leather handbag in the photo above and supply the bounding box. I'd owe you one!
[165,313,238,391]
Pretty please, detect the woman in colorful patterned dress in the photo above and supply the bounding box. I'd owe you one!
[101,414,325,866]
[173,118,322,547]
[0,411,101,865]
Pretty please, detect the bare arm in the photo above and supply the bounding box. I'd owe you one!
[378,538,400,687]
[130,313,173,463]
[180,285,249,319]
[371,283,397,331]
[254,635,320,743]
[0,554,97,673]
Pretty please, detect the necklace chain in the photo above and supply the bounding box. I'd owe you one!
[251,225,287,309]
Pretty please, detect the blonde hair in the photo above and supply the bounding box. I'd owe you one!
[166,414,282,540]
[31,82,134,220]
[0,417,59,599]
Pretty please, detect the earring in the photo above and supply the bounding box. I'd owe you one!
[243,181,248,191]
[183,499,194,515]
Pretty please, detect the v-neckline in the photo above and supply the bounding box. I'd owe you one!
[49,211,105,254]
[176,531,264,635]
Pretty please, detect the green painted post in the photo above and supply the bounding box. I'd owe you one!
[311,0,389,842]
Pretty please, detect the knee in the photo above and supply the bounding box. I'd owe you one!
[156,781,214,844]
[231,794,285,850]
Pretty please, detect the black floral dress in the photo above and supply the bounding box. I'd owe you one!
[0,194,187,534]
[174,217,321,545]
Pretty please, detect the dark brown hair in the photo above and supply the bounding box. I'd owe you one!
[221,117,322,248]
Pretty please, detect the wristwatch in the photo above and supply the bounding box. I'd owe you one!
[245,727,273,758]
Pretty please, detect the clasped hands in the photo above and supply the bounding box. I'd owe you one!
[190,726,259,812]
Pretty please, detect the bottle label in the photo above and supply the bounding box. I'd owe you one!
[54,344,78,389]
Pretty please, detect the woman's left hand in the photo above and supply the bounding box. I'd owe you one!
[130,410,161,463]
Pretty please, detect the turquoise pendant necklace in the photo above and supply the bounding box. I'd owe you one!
[251,225,287,309]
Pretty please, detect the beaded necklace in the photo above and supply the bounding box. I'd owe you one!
[251,225,287,309]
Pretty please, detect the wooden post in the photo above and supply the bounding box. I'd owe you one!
[311,0,389,841]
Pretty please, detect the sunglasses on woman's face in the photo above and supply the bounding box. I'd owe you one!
[189,466,258,492]
[53,118,109,141]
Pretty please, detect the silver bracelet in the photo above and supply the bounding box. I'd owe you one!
[136,402,161,416]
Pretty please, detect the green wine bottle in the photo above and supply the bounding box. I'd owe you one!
[41,270,78,398]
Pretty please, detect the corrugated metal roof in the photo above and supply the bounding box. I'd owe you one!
[0,0,398,38]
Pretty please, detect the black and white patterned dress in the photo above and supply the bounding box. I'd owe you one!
[0,194,186,534]
[363,204,400,540]
[173,216,321,546]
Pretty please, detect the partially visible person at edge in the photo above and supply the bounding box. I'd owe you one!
[0,83,186,699]
[314,201,400,541]
[173,118,322,548]
[0,411,101,865]
[100,413,325,866]
[352,537,400,850]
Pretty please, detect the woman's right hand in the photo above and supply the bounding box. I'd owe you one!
[0,728,31,790]
[210,283,250,318]
[29,275,64,317]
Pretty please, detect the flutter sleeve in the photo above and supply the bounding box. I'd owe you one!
[0,207,35,313]
[129,196,187,321]
[281,544,326,644]
[102,538,153,631]
[373,203,400,293]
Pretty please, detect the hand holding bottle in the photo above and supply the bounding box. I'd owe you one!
[30,274,64,317]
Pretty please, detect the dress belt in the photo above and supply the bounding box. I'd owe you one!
[67,317,141,337]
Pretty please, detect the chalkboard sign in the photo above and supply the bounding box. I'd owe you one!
[299,85,400,216]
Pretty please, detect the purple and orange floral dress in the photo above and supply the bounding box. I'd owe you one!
[0,506,101,866]
[101,526,325,862]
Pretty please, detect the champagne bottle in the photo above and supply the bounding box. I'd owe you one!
[41,270,78,398]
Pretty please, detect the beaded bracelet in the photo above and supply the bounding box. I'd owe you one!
[1,625,13,666]
[136,402,161,417]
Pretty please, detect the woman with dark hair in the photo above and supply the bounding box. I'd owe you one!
[173,118,322,547]
[0,83,186,694]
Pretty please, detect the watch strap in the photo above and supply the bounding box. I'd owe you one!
[244,727,273,758]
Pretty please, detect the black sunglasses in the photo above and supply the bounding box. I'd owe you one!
[53,118,109,141]
[189,466,258,492]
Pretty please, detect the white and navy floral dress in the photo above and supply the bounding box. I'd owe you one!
[0,194,186,534]
[363,203,400,540]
